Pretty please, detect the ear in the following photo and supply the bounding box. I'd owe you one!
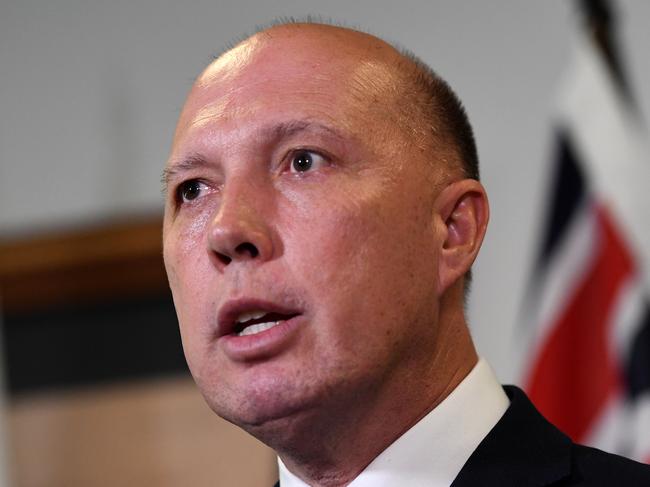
[433,179,489,296]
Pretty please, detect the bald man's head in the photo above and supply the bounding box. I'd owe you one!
[163,21,487,470]
[197,22,479,181]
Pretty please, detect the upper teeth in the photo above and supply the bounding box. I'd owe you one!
[238,321,280,336]
[235,310,267,324]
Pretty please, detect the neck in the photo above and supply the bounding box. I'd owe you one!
[267,304,478,487]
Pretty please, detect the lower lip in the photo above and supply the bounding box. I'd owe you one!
[219,315,304,361]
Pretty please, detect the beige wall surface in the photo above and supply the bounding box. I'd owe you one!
[8,377,277,487]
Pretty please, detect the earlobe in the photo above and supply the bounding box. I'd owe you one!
[435,179,489,295]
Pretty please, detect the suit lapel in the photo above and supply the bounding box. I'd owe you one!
[451,386,573,487]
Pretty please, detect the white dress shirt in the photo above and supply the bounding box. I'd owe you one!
[278,358,509,487]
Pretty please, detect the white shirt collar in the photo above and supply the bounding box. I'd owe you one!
[278,358,509,487]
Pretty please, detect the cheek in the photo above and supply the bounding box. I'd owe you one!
[286,174,441,355]
[163,221,216,362]
[163,206,215,291]
[283,197,370,282]
[286,187,436,315]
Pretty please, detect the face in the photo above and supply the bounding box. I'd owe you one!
[163,28,449,432]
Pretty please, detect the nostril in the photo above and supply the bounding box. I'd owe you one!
[212,241,261,267]
[235,242,259,258]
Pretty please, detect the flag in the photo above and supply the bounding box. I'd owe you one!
[519,15,650,462]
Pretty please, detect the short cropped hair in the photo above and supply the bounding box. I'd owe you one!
[398,51,480,181]
[395,51,480,296]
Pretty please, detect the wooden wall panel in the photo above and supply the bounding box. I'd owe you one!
[8,377,277,487]
[0,216,168,315]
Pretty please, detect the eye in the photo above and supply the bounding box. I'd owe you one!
[289,150,327,173]
[177,179,208,203]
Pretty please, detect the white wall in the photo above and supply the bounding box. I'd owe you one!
[1,0,649,383]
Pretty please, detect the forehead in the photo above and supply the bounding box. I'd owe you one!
[172,28,408,151]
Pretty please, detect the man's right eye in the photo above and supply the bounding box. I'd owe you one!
[177,179,208,203]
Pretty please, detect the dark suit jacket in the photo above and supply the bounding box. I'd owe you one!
[451,385,650,486]
[274,386,650,486]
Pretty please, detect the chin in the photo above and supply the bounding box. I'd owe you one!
[205,379,310,421]
[211,394,322,453]
[202,378,326,445]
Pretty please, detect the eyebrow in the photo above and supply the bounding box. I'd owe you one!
[161,120,345,189]
[161,153,210,190]
[268,120,342,140]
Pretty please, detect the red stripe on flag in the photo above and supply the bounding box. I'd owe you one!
[525,204,634,441]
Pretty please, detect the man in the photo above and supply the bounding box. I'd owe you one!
[162,22,650,486]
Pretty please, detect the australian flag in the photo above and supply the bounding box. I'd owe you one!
[519,4,650,462]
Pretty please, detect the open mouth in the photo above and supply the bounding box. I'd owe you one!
[232,311,300,337]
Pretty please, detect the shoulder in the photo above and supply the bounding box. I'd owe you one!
[503,386,650,485]
[565,443,650,486]
[452,385,650,486]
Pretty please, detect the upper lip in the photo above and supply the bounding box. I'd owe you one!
[216,297,302,337]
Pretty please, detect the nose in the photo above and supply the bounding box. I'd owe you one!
[207,178,275,271]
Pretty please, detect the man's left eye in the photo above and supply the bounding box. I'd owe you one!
[289,150,327,173]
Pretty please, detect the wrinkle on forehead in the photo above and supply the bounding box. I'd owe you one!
[175,88,348,148]
[189,70,341,127]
